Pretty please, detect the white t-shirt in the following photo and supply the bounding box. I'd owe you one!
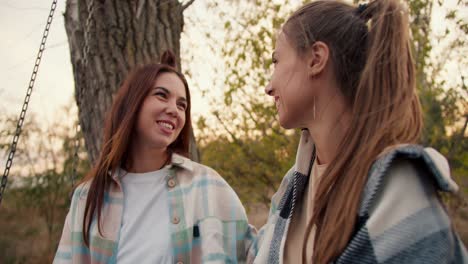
[117,167,173,263]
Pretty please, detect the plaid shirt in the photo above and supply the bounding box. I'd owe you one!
[250,131,468,263]
[54,154,256,264]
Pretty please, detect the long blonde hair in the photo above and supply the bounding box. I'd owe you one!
[283,0,422,262]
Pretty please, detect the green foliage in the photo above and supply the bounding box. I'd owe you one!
[197,0,306,209]
[410,0,468,197]
[0,107,89,263]
[201,132,300,206]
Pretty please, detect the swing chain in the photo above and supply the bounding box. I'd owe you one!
[71,0,96,188]
[71,120,81,188]
[0,0,58,205]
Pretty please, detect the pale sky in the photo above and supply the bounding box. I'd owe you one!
[1,1,75,125]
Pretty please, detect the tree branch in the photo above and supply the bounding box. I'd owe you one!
[448,114,468,160]
[182,0,195,11]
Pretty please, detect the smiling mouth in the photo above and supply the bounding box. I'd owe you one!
[157,121,175,130]
[274,97,280,108]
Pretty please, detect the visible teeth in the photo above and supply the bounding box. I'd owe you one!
[157,121,174,130]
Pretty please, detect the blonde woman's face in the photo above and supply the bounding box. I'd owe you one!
[265,31,315,129]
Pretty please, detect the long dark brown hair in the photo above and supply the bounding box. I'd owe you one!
[80,51,192,246]
[283,0,422,262]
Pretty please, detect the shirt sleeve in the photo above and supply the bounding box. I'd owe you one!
[53,204,73,263]
[336,159,468,264]
[246,168,293,263]
[197,168,257,264]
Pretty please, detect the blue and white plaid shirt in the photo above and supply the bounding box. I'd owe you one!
[54,153,256,264]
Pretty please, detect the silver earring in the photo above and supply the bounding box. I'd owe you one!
[313,96,316,120]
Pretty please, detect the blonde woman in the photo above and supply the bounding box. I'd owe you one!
[249,0,468,263]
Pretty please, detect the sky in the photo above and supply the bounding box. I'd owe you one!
[0,1,75,125]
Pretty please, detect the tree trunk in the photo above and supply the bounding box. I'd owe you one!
[64,0,198,163]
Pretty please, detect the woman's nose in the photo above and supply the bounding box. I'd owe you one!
[265,82,273,96]
[165,101,178,116]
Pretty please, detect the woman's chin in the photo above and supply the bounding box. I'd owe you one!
[278,117,296,130]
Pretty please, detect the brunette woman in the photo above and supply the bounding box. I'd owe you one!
[54,51,253,264]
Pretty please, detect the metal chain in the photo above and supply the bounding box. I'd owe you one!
[71,0,96,188]
[0,0,58,206]
[70,117,81,188]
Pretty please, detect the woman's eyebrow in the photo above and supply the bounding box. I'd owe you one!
[154,86,170,93]
[155,86,187,101]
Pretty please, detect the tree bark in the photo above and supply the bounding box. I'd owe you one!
[64,0,198,163]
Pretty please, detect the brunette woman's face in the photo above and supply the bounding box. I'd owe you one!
[265,31,315,129]
[134,72,187,150]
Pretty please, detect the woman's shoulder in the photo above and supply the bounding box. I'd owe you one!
[171,155,242,208]
[365,145,457,198]
[339,146,467,263]
[172,155,248,218]
[172,153,228,183]
[70,180,92,202]
[359,144,458,222]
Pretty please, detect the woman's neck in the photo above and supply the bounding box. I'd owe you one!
[306,93,351,165]
[126,145,169,173]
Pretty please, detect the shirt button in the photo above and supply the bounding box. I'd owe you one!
[167,179,176,188]
[172,216,180,224]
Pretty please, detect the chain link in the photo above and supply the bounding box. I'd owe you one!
[71,119,81,188]
[71,0,96,188]
[0,0,58,205]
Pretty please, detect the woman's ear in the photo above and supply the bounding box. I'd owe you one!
[306,41,329,77]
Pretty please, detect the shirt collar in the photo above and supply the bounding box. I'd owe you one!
[169,153,193,171]
[110,153,193,181]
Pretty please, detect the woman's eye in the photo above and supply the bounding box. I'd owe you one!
[178,103,187,111]
[155,92,167,98]
[272,58,278,64]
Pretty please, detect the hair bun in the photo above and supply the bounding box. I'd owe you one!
[160,50,177,68]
